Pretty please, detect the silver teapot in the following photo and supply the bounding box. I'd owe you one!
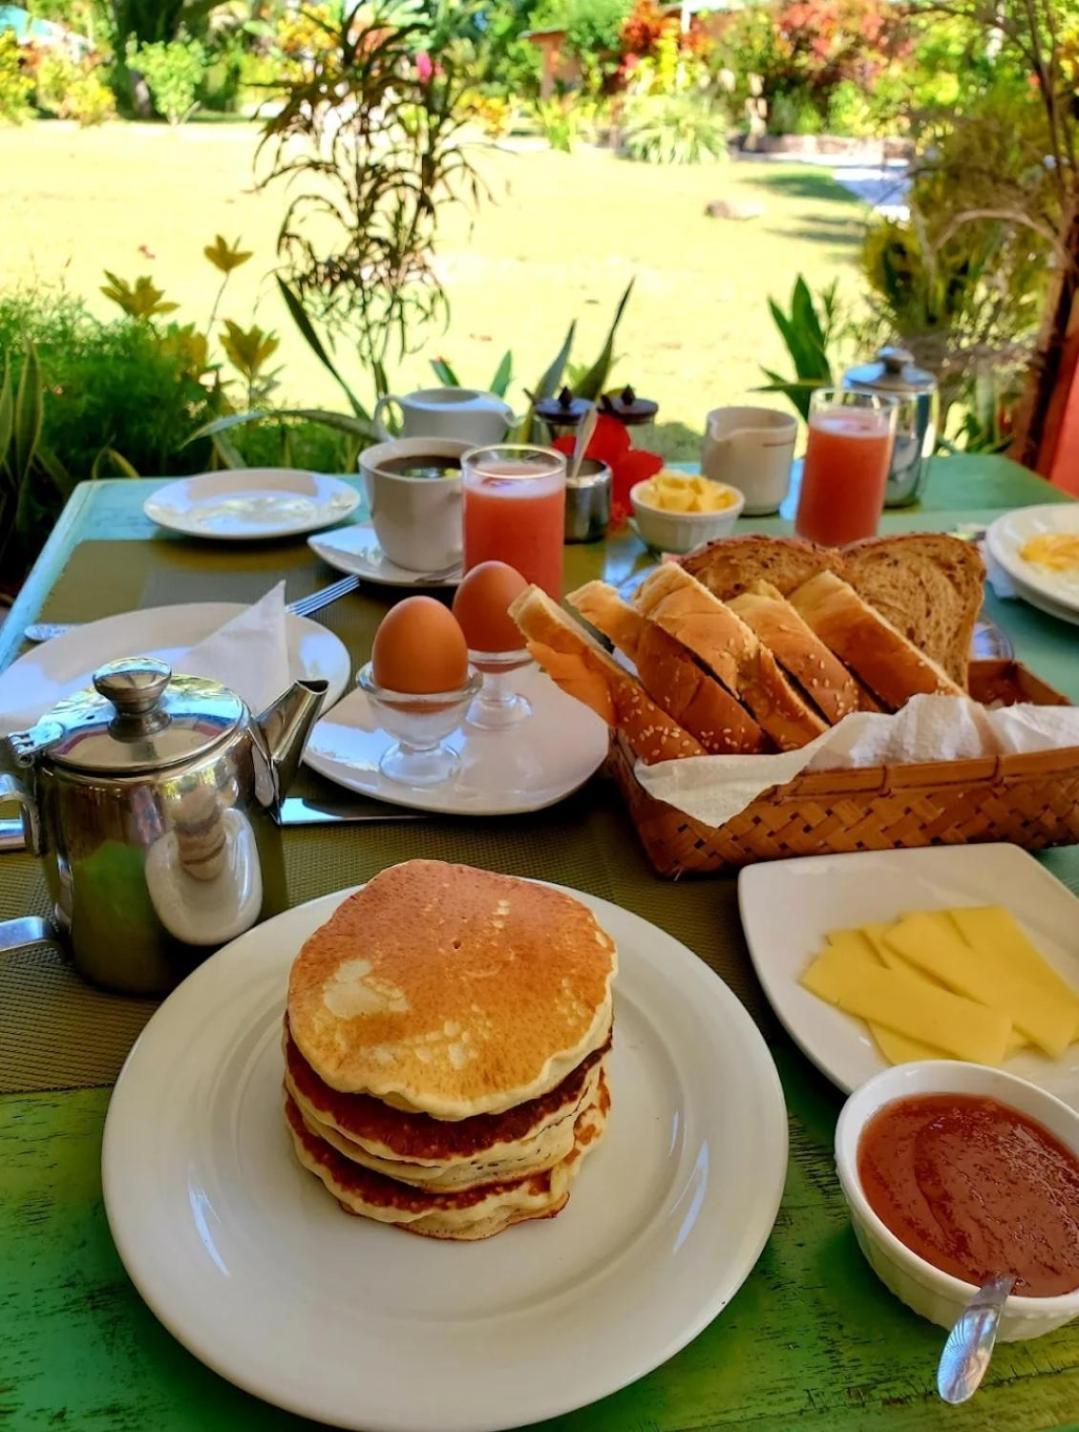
[0,657,326,995]
[843,346,939,507]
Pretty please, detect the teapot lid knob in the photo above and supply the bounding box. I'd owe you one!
[879,345,914,373]
[93,657,172,717]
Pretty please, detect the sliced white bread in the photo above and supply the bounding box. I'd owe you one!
[728,580,861,725]
[633,565,828,751]
[843,534,984,687]
[568,581,766,755]
[789,570,965,709]
[508,585,704,764]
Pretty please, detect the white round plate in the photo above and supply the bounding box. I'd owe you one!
[0,603,351,733]
[304,665,608,814]
[987,504,1079,619]
[998,565,1079,629]
[308,522,463,589]
[103,883,787,1432]
[739,844,1079,1106]
[145,469,359,541]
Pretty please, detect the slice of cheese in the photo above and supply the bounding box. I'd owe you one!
[800,945,1012,1064]
[871,1024,949,1065]
[949,906,1079,1032]
[885,911,1075,1058]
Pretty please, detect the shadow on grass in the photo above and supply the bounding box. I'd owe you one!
[742,168,865,206]
[769,218,865,248]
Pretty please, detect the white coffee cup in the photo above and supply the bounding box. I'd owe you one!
[372,387,516,445]
[359,438,471,573]
[701,406,798,515]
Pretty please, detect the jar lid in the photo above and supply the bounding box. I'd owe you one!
[845,346,936,395]
[15,657,245,774]
[599,385,659,425]
[534,385,592,427]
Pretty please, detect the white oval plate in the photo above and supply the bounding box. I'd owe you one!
[304,665,608,814]
[0,603,351,733]
[987,504,1079,618]
[103,883,787,1432]
[739,844,1079,1106]
[145,469,359,541]
[309,521,463,589]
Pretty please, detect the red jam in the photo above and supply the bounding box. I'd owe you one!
[858,1094,1079,1297]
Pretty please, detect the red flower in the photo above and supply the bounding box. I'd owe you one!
[554,413,663,530]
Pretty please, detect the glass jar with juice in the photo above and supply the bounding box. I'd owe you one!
[462,445,566,597]
[796,388,898,546]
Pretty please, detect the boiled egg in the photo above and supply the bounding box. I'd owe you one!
[371,596,469,694]
[1020,533,1079,573]
[452,561,528,654]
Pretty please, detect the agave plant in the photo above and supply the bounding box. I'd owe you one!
[0,347,73,589]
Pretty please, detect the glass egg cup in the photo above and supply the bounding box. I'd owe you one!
[357,662,481,787]
[465,648,534,730]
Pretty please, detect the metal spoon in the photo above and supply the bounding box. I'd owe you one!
[567,404,598,484]
[937,1273,1016,1404]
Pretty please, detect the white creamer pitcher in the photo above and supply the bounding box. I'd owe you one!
[701,406,797,515]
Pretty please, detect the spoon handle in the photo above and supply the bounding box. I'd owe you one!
[937,1273,1016,1405]
[568,405,598,483]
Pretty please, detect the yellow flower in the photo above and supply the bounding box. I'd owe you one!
[203,235,253,274]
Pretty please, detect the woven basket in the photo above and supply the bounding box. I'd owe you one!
[609,661,1079,878]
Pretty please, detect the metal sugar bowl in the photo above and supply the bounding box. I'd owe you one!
[0,657,326,994]
[843,346,939,507]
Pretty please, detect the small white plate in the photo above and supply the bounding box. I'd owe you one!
[739,844,1079,1106]
[102,882,787,1432]
[309,522,463,589]
[1001,565,1079,629]
[0,604,351,732]
[145,469,359,541]
[987,504,1079,618]
[304,665,608,814]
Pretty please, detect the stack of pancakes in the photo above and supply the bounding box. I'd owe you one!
[284,860,616,1240]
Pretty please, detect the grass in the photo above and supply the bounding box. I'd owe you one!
[0,122,869,460]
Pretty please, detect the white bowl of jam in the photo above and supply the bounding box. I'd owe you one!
[835,1061,1079,1340]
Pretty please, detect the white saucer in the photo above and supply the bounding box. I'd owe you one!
[0,604,351,733]
[102,882,787,1432]
[145,469,359,541]
[304,665,609,814]
[739,844,1079,1106]
[308,522,463,588]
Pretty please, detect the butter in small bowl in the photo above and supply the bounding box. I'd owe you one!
[635,471,739,514]
[630,472,744,554]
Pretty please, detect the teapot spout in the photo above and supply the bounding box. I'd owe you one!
[255,680,328,799]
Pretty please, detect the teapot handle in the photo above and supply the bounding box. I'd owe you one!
[0,772,42,855]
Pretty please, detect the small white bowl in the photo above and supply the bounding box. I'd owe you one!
[835,1061,1079,1341]
[629,478,744,555]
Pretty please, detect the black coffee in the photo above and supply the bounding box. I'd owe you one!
[378,456,462,480]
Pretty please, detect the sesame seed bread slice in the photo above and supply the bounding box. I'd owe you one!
[509,583,704,764]
[633,564,828,751]
[727,580,861,725]
[567,580,765,754]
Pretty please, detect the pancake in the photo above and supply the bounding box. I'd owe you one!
[285,1072,611,1240]
[287,861,617,1119]
[285,1023,612,1190]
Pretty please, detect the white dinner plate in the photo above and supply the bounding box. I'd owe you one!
[308,521,463,588]
[999,565,1079,629]
[739,844,1079,1107]
[987,504,1079,619]
[304,664,609,814]
[145,469,359,541]
[102,883,788,1432]
[0,604,351,733]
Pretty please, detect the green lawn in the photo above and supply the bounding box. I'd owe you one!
[0,122,868,459]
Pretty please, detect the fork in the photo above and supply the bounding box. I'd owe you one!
[23,574,362,643]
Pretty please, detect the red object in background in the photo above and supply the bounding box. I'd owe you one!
[553,414,664,529]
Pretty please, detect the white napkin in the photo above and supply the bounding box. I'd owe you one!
[180,582,292,715]
[635,694,1079,829]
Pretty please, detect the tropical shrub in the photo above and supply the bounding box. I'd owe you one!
[622,93,727,163]
[130,36,206,123]
[33,50,116,125]
[530,95,591,152]
[0,33,33,124]
[826,78,879,138]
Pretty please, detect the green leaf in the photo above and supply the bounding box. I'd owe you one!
[212,430,247,469]
[573,279,634,402]
[792,276,826,355]
[189,406,376,446]
[430,356,461,386]
[91,446,139,479]
[373,359,390,401]
[36,442,73,497]
[489,349,513,399]
[14,344,43,483]
[0,354,13,477]
[518,322,576,443]
[755,371,821,421]
[276,278,369,420]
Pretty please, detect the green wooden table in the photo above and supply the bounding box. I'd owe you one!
[2,454,1078,1432]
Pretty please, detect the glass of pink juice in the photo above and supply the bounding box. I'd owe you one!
[462,445,567,597]
[795,388,898,547]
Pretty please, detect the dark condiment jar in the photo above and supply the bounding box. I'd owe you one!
[535,386,592,445]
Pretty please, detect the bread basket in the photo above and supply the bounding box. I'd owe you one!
[609,661,1079,878]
